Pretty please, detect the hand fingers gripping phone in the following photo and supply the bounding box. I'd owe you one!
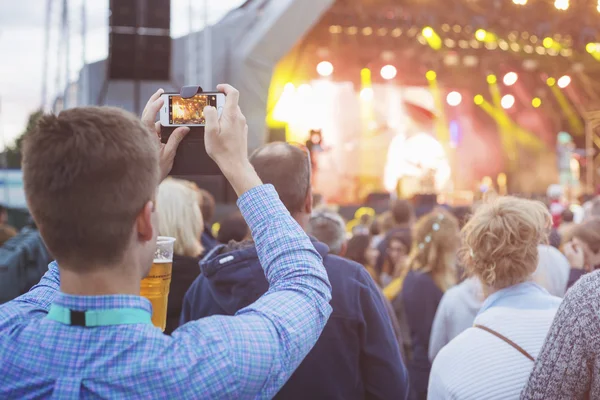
[159,92,225,126]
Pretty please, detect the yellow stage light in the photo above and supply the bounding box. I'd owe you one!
[474,95,484,105]
[426,70,437,81]
[586,42,598,53]
[422,27,434,38]
[547,77,556,86]
[543,37,554,49]
[487,74,497,84]
[475,29,487,41]
[532,97,542,108]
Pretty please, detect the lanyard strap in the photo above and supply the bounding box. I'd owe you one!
[46,304,152,327]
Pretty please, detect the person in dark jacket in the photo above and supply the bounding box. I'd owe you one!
[375,199,413,286]
[157,178,205,334]
[181,142,409,399]
[216,211,249,244]
[401,209,460,400]
[0,221,52,304]
[198,188,219,251]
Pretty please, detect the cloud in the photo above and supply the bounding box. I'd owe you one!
[0,0,245,147]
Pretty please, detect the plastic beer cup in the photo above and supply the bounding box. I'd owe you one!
[140,236,176,331]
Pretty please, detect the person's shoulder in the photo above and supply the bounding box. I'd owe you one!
[404,270,436,288]
[565,270,600,308]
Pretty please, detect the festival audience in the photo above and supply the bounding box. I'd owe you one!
[563,218,600,288]
[156,178,204,334]
[308,209,347,255]
[345,234,380,283]
[198,188,219,251]
[532,244,570,297]
[429,196,561,399]
[0,220,52,304]
[181,141,409,399]
[216,211,249,244]
[0,86,334,398]
[401,209,459,399]
[376,199,414,286]
[558,207,576,241]
[523,249,600,398]
[428,276,483,362]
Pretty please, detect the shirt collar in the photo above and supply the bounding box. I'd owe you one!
[478,281,553,316]
[53,292,152,314]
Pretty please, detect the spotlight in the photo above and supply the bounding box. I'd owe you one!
[475,29,487,41]
[501,94,515,109]
[554,0,569,10]
[360,87,374,101]
[532,97,542,108]
[447,91,462,107]
[380,65,397,80]
[557,75,571,88]
[474,95,484,105]
[422,27,434,38]
[503,72,518,86]
[513,0,527,4]
[426,70,437,81]
[543,37,554,49]
[547,77,556,87]
[487,74,497,84]
[316,61,334,77]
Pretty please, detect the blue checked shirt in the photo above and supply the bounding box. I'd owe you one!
[0,185,332,399]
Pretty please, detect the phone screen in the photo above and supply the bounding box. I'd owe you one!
[169,94,218,125]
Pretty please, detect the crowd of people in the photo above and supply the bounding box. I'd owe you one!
[1,84,600,399]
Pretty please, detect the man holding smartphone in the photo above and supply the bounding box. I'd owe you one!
[0,85,332,399]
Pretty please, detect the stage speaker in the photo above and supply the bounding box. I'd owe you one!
[109,0,170,29]
[108,0,171,81]
[108,33,171,80]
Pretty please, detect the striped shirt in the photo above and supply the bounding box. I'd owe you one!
[428,282,561,399]
[0,184,332,399]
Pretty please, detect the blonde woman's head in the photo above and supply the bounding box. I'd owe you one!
[407,209,460,291]
[460,196,550,290]
[157,178,204,258]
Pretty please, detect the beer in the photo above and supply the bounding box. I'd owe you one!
[140,237,176,331]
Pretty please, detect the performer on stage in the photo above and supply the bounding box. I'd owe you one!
[384,97,450,205]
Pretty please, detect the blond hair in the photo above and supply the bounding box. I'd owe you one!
[157,179,204,258]
[460,196,550,290]
[407,209,459,291]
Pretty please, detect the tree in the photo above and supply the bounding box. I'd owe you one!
[3,110,43,169]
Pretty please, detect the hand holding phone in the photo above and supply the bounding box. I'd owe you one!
[159,92,225,126]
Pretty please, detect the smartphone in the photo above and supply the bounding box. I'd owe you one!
[159,92,225,127]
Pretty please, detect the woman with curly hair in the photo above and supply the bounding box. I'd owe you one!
[400,209,459,399]
[428,196,561,399]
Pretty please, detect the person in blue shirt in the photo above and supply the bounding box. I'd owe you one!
[0,85,332,399]
[181,142,409,400]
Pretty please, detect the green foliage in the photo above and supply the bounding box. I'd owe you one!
[3,109,43,169]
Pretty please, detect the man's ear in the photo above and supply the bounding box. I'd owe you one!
[304,187,313,214]
[137,200,155,242]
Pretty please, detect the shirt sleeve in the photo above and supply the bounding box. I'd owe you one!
[357,267,410,399]
[175,185,332,398]
[522,279,599,399]
[0,261,60,323]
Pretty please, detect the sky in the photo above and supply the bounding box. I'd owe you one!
[0,0,246,149]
